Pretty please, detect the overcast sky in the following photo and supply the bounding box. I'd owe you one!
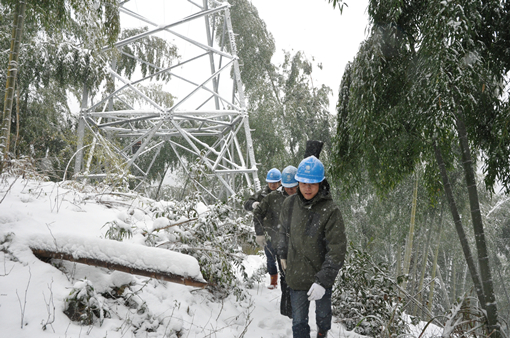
[116,0,371,114]
[250,0,370,113]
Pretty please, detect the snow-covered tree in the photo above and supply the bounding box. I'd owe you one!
[329,0,510,336]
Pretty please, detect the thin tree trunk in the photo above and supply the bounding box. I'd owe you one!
[427,218,442,316]
[435,262,451,310]
[432,139,486,309]
[455,113,500,337]
[461,263,468,296]
[410,238,420,314]
[14,86,20,156]
[402,175,419,291]
[1,0,26,173]
[452,259,456,304]
[396,242,402,281]
[74,84,88,176]
[416,211,434,316]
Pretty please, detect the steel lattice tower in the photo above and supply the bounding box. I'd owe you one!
[73,0,260,202]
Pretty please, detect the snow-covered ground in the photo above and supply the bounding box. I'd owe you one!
[0,176,441,337]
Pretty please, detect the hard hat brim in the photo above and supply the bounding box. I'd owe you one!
[294,175,324,184]
[266,179,281,183]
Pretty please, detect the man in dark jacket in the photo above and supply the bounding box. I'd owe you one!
[243,168,281,212]
[278,156,347,338]
[253,166,298,293]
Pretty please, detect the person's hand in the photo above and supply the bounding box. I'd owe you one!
[281,259,287,272]
[307,283,326,301]
[255,235,266,247]
[252,201,260,210]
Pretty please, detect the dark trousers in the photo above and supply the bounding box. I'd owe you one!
[289,288,332,338]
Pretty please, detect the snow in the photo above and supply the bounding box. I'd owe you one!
[25,233,204,280]
[0,177,365,337]
[0,176,442,337]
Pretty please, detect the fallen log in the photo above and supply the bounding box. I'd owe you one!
[27,234,207,289]
[32,248,207,288]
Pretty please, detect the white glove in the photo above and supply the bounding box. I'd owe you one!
[252,201,260,210]
[280,259,287,272]
[307,283,326,301]
[255,235,266,247]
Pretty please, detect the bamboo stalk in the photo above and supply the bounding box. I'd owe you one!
[402,175,419,291]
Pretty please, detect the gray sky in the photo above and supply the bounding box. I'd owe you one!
[115,0,370,114]
[250,0,370,113]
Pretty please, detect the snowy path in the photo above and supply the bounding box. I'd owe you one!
[243,256,362,338]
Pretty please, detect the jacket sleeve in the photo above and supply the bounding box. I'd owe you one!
[253,193,271,236]
[278,196,292,259]
[243,189,262,211]
[315,206,347,289]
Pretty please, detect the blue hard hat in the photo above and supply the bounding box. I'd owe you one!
[281,166,298,187]
[295,156,325,183]
[266,168,282,183]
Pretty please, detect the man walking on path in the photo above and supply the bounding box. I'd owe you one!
[244,168,281,212]
[278,156,347,338]
[253,165,298,296]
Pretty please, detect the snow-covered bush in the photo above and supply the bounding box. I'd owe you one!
[244,263,266,289]
[332,244,408,337]
[441,294,488,337]
[175,195,254,300]
[136,190,255,300]
[102,220,133,241]
[64,278,110,325]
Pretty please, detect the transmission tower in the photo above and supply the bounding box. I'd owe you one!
[73,0,260,202]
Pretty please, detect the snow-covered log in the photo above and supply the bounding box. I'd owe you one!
[27,234,207,288]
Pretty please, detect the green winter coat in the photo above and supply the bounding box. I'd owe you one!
[243,185,273,212]
[278,183,347,290]
[253,188,289,243]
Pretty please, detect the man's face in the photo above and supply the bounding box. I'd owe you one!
[268,181,280,191]
[299,182,320,200]
[284,186,298,196]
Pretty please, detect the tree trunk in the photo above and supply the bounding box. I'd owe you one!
[432,139,486,308]
[402,175,419,291]
[14,86,20,156]
[455,114,501,337]
[0,0,26,173]
[427,219,442,316]
[416,211,434,316]
[451,258,456,304]
[74,84,89,176]
[396,241,402,281]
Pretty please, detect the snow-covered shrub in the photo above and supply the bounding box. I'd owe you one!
[154,192,253,299]
[1,156,45,181]
[332,244,408,337]
[244,264,266,289]
[102,220,133,241]
[441,294,488,337]
[64,278,110,325]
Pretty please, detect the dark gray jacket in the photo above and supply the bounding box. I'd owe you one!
[244,185,273,212]
[278,183,346,290]
[253,187,289,243]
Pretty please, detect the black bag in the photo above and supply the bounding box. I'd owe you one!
[279,195,296,318]
[280,274,292,318]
